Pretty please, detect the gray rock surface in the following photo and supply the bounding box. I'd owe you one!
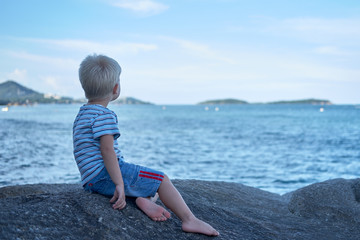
[1,179,360,240]
[288,178,360,222]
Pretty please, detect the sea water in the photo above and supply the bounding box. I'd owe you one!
[0,104,359,194]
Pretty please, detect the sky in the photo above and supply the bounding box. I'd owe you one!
[0,0,359,104]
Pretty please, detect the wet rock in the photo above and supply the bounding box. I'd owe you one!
[1,179,360,240]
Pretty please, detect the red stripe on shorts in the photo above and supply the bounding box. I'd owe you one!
[139,174,163,181]
[139,170,164,178]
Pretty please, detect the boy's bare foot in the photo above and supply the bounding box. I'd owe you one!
[182,216,219,236]
[136,197,171,221]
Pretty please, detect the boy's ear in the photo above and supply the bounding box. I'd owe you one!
[113,83,119,94]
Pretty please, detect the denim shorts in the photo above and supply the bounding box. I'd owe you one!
[84,161,165,198]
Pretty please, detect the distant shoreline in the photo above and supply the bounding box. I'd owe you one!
[197,98,332,105]
[2,80,358,106]
[1,99,338,106]
[3,102,359,107]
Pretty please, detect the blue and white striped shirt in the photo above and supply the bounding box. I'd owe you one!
[73,104,123,185]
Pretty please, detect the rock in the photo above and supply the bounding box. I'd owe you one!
[288,178,360,223]
[1,179,360,240]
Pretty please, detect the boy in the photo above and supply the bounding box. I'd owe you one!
[73,54,219,236]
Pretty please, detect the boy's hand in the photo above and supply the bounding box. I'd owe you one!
[110,185,126,210]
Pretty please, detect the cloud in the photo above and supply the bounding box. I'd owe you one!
[266,17,360,44]
[109,0,169,15]
[41,76,59,92]
[314,46,351,56]
[14,38,158,55]
[6,51,78,69]
[6,69,28,81]
[283,18,360,36]
[159,36,236,64]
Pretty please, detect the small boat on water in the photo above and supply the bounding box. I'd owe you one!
[1,106,9,112]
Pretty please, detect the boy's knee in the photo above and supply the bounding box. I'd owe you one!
[162,174,169,182]
[160,174,171,186]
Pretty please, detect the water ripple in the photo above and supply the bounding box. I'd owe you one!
[1,104,359,194]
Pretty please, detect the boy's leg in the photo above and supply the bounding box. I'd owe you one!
[157,175,219,236]
[136,197,171,221]
[105,161,170,221]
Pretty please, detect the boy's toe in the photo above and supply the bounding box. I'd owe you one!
[163,210,171,219]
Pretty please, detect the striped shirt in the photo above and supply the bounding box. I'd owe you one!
[73,104,123,185]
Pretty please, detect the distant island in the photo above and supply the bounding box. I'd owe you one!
[113,97,153,105]
[0,80,152,106]
[0,80,76,105]
[198,98,332,105]
[267,99,332,105]
[198,98,248,105]
[1,80,333,106]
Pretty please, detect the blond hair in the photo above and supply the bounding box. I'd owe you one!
[79,54,121,100]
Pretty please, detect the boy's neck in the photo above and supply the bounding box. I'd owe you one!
[87,99,110,108]
[87,87,119,108]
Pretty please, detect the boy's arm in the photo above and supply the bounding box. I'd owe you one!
[100,134,126,210]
